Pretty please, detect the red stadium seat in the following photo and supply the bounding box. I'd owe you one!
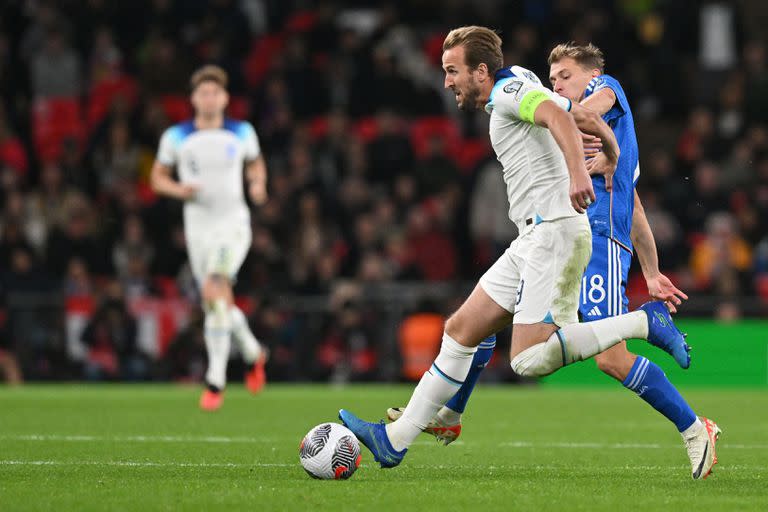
[352,117,380,143]
[285,10,317,33]
[410,116,461,159]
[159,95,193,123]
[153,277,180,298]
[449,138,492,173]
[309,116,330,140]
[243,34,285,88]
[234,296,256,316]
[423,32,447,67]
[227,96,251,119]
[86,76,139,130]
[31,97,84,160]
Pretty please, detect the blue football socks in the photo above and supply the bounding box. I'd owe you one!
[622,356,697,432]
[445,335,496,413]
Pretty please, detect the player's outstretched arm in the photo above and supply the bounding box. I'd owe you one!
[631,190,688,312]
[246,155,268,205]
[533,100,595,213]
[150,161,198,201]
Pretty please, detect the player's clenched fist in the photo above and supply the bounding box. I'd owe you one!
[569,170,596,213]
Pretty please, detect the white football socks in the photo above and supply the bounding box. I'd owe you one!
[204,299,232,390]
[386,334,476,451]
[511,311,649,377]
[230,305,262,364]
[559,310,648,364]
[681,418,704,440]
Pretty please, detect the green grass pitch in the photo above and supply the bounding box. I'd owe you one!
[1,384,766,511]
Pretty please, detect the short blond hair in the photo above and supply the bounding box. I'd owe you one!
[190,65,228,91]
[548,42,605,72]
[443,26,503,75]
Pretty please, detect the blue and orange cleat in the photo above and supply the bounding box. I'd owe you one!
[639,301,691,369]
[338,409,407,468]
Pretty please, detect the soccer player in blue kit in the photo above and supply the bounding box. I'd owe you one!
[387,42,721,480]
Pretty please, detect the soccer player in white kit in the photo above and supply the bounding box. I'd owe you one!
[150,65,267,411]
[339,26,691,468]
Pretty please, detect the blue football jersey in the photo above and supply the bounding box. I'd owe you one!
[583,74,639,251]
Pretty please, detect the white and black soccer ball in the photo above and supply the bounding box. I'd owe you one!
[299,423,361,480]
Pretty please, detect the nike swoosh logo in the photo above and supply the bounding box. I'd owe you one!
[694,443,709,478]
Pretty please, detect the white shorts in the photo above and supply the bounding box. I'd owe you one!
[479,215,592,326]
[186,223,251,285]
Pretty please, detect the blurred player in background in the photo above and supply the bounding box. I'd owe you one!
[339,26,691,469]
[150,65,268,411]
[389,42,721,480]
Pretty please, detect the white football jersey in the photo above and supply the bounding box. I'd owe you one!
[156,119,260,234]
[485,66,578,232]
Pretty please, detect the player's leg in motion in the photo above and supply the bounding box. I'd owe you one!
[199,233,266,410]
[200,273,233,411]
[341,218,690,468]
[387,334,496,444]
[585,237,719,479]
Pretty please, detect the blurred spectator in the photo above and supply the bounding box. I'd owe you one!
[316,287,379,382]
[366,111,413,185]
[162,309,206,382]
[88,26,123,84]
[113,215,154,281]
[25,162,89,251]
[92,119,142,192]
[80,282,146,380]
[690,213,753,292]
[404,205,457,281]
[470,161,518,267]
[63,257,94,298]
[413,135,460,193]
[45,198,107,276]
[681,161,730,231]
[676,107,715,168]
[31,28,82,98]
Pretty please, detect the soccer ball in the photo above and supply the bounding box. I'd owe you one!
[299,423,361,480]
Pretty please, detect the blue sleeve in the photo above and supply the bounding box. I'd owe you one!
[585,75,628,124]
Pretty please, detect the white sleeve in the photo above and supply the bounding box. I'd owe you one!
[156,128,177,166]
[492,80,571,123]
[243,122,261,161]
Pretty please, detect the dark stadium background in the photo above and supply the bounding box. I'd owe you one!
[0,0,766,385]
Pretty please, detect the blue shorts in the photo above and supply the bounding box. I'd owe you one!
[579,235,631,321]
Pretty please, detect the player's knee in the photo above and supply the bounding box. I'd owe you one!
[510,343,561,378]
[444,313,466,342]
[595,350,633,381]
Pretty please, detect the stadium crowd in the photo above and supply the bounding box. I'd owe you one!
[0,0,767,382]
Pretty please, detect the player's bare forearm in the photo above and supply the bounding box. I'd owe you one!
[534,101,594,212]
[630,190,660,279]
[535,102,586,179]
[246,156,268,205]
[246,156,267,186]
[569,102,619,164]
[150,161,197,201]
[580,88,616,118]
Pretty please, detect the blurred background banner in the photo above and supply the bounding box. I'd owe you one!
[1,0,767,383]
